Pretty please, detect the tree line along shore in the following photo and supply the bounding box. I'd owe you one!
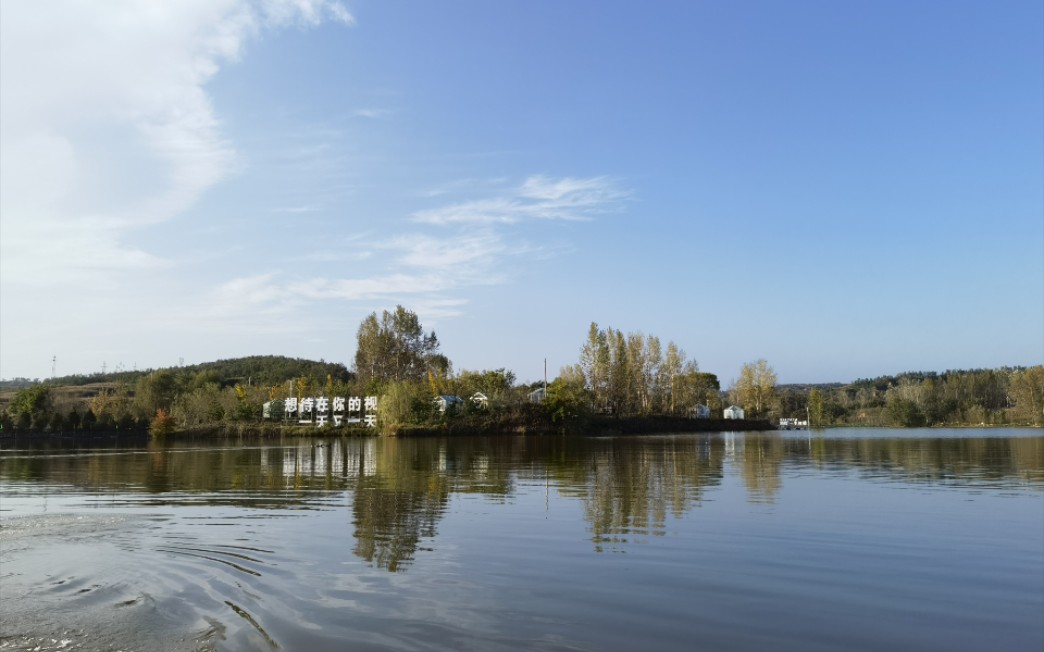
[2,307,1041,437]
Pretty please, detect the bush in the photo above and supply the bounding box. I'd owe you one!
[149,408,176,438]
[377,381,430,434]
[888,399,926,428]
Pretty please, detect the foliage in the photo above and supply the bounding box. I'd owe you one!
[888,398,927,427]
[41,355,352,390]
[807,389,825,426]
[134,370,178,419]
[2,330,1040,433]
[8,384,53,420]
[1009,366,1044,426]
[731,359,778,418]
[577,322,699,416]
[775,366,1042,427]
[545,373,591,424]
[377,380,432,434]
[354,306,444,385]
[149,408,176,438]
[450,368,516,404]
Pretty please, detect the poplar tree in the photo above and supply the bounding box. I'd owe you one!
[579,323,611,411]
[662,342,684,414]
[734,359,777,417]
[353,305,443,385]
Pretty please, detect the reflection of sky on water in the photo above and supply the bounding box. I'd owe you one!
[1,430,1042,652]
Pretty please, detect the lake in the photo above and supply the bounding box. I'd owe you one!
[1,428,1042,652]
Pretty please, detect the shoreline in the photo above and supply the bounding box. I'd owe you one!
[2,419,1040,443]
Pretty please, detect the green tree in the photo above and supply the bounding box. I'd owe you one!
[453,368,516,403]
[46,410,65,433]
[545,368,591,424]
[888,398,926,427]
[1009,365,1044,426]
[96,410,115,431]
[608,329,630,413]
[9,384,53,426]
[171,383,223,427]
[134,370,177,419]
[354,306,443,385]
[377,380,429,434]
[808,389,825,426]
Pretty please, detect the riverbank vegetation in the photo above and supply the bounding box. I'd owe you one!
[791,366,1044,428]
[2,308,1041,435]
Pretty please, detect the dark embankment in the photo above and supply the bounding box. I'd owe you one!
[387,414,773,437]
[0,414,774,440]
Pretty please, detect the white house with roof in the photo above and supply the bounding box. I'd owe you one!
[434,395,465,414]
[690,404,711,419]
[723,405,745,420]
[470,392,489,409]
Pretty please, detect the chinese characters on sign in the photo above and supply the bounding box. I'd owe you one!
[284,396,379,428]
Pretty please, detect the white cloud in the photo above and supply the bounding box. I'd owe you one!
[412,175,629,225]
[272,204,324,214]
[384,231,505,270]
[189,224,510,335]
[0,1,629,378]
[353,108,390,119]
[195,175,622,334]
[261,0,354,27]
[0,0,353,287]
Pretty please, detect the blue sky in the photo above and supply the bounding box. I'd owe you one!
[1,0,1041,385]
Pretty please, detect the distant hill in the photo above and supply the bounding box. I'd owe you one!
[2,355,353,389]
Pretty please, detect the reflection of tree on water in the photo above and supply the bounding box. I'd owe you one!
[3,432,1041,567]
[797,434,1044,486]
[348,437,517,571]
[564,436,724,552]
[352,475,445,572]
[350,438,449,572]
[732,433,785,503]
[724,432,1044,502]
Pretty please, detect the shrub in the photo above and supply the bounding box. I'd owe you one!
[149,408,176,438]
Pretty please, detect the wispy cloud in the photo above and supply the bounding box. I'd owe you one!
[207,175,625,329]
[192,173,616,330]
[353,108,391,119]
[261,0,355,27]
[413,175,629,225]
[272,204,324,214]
[383,231,505,270]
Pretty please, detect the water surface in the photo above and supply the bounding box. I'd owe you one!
[2,428,1042,651]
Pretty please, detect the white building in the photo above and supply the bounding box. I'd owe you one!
[690,404,711,419]
[434,395,465,414]
[723,405,745,420]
